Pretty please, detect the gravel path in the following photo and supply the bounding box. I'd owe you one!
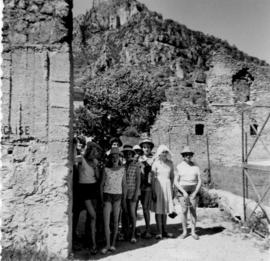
[73,208,269,261]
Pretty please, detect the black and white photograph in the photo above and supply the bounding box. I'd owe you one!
[1,0,270,260]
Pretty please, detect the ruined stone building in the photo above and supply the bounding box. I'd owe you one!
[151,53,270,198]
[1,0,73,259]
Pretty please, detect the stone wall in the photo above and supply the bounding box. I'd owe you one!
[1,0,73,260]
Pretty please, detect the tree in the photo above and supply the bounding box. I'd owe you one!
[75,67,168,148]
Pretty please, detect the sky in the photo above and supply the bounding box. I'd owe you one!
[73,0,270,63]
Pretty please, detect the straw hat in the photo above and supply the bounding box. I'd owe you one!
[181,146,194,155]
[139,138,154,149]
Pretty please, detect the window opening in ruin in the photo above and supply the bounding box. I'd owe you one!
[250,124,258,136]
[195,124,204,135]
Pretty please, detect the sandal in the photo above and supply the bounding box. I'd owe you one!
[90,247,98,255]
[130,237,137,243]
[191,233,199,240]
[179,233,188,239]
[101,248,109,254]
[109,246,116,252]
[162,232,173,238]
[155,234,162,240]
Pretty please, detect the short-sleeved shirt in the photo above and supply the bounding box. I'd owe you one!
[103,167,125,194]
[175,161,200,186]
[125,161,141,199]
[79,157,97,184]
[139,154,154,191]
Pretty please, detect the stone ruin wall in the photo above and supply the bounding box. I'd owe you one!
[1,0,73,260]
[151,54,270,200]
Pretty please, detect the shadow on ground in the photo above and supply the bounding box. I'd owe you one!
[72,223,225,260]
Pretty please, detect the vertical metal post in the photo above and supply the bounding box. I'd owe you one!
[242,111,246,222]
[245,132,248,199]
[206,134,211,179]
[186,134,189,146]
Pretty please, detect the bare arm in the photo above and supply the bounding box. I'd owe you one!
[191,168,202,199]
[100,168,106,203]
[75,155,82,164]
[133,165,141,201]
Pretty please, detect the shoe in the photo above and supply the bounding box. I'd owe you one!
[179,233,188,239]
[130,237,137,243]
[101,248,109,254]
[109,246,116,252]
[155,234,162,240]
[162,232,173,238]
[191,233,199,240]
[142,231,152,239]
[90,247,98,255]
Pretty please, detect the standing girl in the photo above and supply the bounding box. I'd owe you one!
[100,147,127,254]
[151,145,174,239]
[174,146,202,240]
[122,145,141,243]
[76,141,101,254]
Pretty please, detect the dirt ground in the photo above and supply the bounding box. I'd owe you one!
[72,207,269,261]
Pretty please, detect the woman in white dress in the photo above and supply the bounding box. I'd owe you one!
[151,145,174,239]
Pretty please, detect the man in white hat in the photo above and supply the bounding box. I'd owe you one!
[174,146,202,240]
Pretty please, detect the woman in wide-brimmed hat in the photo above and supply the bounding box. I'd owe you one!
[100,147,127,254]
[174,146,202,240]
[151,144,174,239]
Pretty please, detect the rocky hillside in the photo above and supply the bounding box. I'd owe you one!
[72,0,269,133]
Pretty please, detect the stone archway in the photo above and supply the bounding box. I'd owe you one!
[1,1,74,259]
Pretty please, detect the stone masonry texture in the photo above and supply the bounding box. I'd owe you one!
[1,0,73,260]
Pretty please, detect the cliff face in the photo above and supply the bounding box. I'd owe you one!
[72,0,269,135]
[73,0,267,88]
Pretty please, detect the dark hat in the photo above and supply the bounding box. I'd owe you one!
[109,137,123,147]
[139,138,154,149]
[133,145,143,153]
[122,144,135,155]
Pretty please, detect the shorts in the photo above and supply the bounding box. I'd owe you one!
[103,193,122,204]
[176,185,197,208]
[140,190,152,209]
[80,183,98,200]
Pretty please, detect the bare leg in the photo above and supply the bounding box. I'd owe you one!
[161,214,167,234]
[128,200,137,239]
[190,198,198,238]
[155,214,162,236]
[85,199,97,249]
[180,197,188,238]
[142,191,151,233]
[103,202,112,249]
[112,199,121,248]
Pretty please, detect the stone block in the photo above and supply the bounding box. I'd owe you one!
[49,164,70,188]
[49,51,71,82]
[49,81,70,108]
[48,107,70,126]
[48,141,69,163]
[49,125,70,142]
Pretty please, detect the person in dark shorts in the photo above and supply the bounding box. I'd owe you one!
[174,146,202,240]
[100,147,127,254]
[76,141,101,254]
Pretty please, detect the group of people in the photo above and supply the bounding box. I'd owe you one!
[72,135,202,255]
